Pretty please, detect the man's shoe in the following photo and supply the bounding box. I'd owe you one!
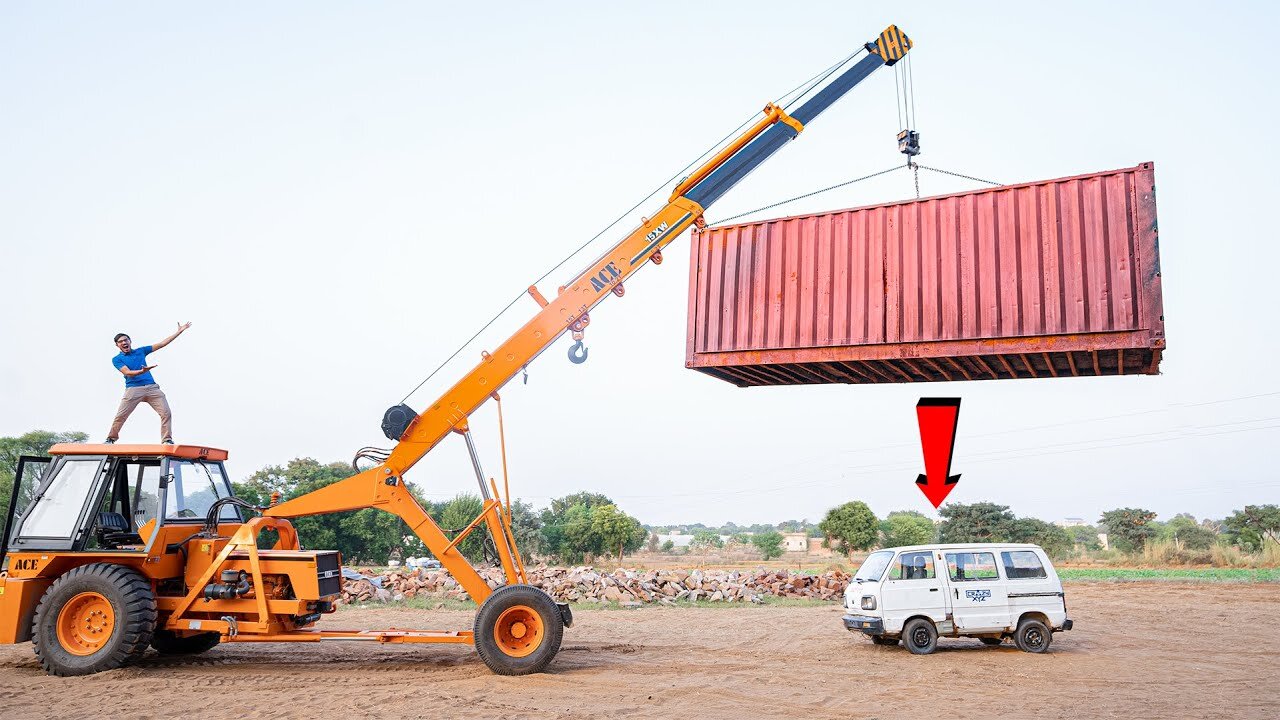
[104,439,116,444]
[162,438,175,445]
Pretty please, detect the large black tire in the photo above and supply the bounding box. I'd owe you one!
[980,637,1005,646]
[473,584,564,675]
[903,618,938,655]
[32,563,157,676]
[1014,617,1052,653]
[870,635,899,646]
[151,629,221,655]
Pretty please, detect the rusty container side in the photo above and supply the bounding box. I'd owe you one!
[686,162,1164,386]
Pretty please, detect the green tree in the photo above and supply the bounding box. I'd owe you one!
[660,539,675,552]
[1068,524,1102,551]
[0,430,88,520]
[820,501,879,554]
[690,529,725,550]
[1098,507,1158,552]
[591,503,646,564]
[507,499,544,557]
[548,492,615,518]
[1010,517,1074,558]
[1224,505,1280,549]
[541,492,618,560]
[879,510,935,548]
[437,493,489,563]
[556,503,605,562]
[234,458,430,565]
[937,502,1019,543]
[1161,514,1217,551]
[751,530,785,560]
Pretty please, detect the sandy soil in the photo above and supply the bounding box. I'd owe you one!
[1,582,1275,719]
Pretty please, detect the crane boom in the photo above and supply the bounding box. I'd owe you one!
[266,25,912,602]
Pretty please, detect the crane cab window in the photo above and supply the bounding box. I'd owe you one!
[167,460,239,522]
[17,459,103,540]
[86,459,162,550]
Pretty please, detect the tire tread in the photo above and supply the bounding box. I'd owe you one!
[32,563,157,676]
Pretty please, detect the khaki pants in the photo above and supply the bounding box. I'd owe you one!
[107,384,173,442]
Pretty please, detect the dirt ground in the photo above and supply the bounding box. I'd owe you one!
[1,582,1276,719]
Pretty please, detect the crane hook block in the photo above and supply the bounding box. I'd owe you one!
[568,340,588,364]
[381,403,419,441]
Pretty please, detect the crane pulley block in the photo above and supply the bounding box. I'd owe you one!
[898,129,921,157]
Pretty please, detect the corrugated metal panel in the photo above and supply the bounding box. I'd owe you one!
[686,163,1165,386]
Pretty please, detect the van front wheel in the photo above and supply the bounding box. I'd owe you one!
[903,619,937,655]
[1014,618,1052,653]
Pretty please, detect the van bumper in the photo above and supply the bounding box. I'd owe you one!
[1062,618,1073,631]
[842,614,884,635]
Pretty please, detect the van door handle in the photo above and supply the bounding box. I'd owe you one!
[954,589,959,599]
[929,588,938,592]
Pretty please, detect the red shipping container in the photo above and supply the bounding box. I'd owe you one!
[685,162,1165,386]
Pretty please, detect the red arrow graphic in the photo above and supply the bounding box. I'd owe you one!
[915,398,961,508]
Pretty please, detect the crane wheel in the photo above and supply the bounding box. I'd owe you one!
[151,629,221,655]
[473,584,564,675]
[32,563,157,676]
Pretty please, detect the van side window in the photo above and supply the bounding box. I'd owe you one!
[887,551,935,580]
[945,552,999,581]
[1001,550,1048,579]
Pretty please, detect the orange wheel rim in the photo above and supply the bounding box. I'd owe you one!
[56,592,115,656]
[494,605,544,658]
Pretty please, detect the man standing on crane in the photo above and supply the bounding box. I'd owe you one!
[105,321,192,444]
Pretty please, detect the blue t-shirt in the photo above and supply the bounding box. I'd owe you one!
[112,346,155,387]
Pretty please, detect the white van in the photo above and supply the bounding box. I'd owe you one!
[842,543,1073,654]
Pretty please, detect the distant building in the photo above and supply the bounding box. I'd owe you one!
[807,537,833,557]
[782,532,808,553]
[1056,518,1089,528]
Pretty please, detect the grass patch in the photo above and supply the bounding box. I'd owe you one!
[1059,567,1280,583]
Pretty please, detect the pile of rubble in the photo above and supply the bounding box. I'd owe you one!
[339,565,851,606]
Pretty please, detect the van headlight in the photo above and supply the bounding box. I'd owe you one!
[861,596,876,610]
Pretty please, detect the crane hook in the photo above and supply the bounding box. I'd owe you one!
[568,340,588,364]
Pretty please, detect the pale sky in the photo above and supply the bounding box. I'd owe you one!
[2,2,1277,527]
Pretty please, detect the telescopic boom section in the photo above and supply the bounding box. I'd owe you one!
[266,25,911,599]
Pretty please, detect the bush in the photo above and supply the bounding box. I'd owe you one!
[1141,540,1212,566]
[751,531,785,560]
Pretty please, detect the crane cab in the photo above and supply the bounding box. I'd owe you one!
[0,443,340,676]
[2,444,241,562]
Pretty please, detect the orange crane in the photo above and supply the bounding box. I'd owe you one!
[0,26,912,676]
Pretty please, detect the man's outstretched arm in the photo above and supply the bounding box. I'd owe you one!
[150,321,192,352]
[117,363,157,377]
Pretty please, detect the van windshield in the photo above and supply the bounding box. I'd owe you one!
[853,550,894,582]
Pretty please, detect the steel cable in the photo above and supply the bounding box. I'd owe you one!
[710,164,908,226]
[397,49,871,406]
[915,163,1002,187]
